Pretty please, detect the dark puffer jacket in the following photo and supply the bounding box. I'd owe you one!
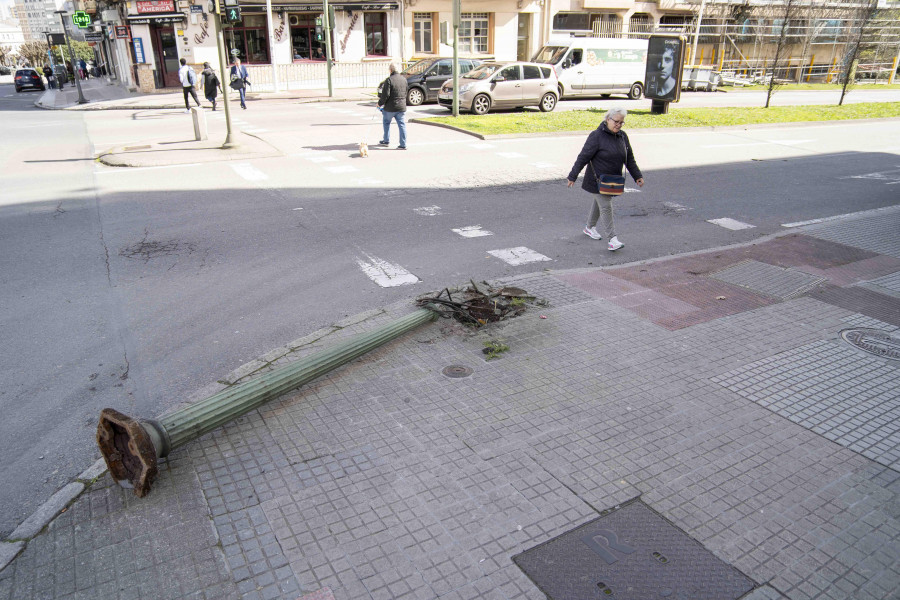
[378,72,408,112]
[567,120,642,194]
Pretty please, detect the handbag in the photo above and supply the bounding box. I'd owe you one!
[589,162,625,195]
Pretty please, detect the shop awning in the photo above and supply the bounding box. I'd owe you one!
[241,2,400,11]
[126,13,186,24]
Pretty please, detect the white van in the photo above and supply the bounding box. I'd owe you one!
[532,38,648,100]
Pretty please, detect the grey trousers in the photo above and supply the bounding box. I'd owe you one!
[586,193,616,239]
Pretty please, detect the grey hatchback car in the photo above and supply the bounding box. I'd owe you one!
[438,61,558,115]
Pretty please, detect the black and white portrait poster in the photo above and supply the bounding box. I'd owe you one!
[644,35,685,102]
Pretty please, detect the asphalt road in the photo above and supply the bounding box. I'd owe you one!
[1,82,899,537]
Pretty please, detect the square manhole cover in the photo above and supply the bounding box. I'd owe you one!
[513,500,755,600]
[709,259,826,300]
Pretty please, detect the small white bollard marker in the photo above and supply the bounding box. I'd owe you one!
[191,106,208,141]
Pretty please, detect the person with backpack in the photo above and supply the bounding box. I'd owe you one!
[201,62,223,111]
[178,58,202,113]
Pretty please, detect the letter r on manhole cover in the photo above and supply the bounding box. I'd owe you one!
[512,499,755,600]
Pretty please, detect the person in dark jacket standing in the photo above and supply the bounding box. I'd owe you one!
[567,107,643,251]
[377,63,408,150]
[230,57,249,109]
[201,62,222,110]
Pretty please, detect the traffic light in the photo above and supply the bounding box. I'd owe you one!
[225,6,241,22]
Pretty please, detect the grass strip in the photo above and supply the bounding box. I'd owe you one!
[421,102,900,136]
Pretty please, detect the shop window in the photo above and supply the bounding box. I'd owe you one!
[459,12,489,54]
[414,12,434,54]
[290,13,327,60]
[553,12,590,31]
[365,12,387,56]
[225,14,270,64]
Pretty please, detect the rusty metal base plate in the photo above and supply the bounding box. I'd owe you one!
[513,499,755,600]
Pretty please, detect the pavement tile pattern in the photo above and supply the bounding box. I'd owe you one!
[708,260,827,300]
[2,224,899,600]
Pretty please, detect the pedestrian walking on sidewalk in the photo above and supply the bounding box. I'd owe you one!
[201,62,222,111]
[567,107,644,251]
[178,58,201,113]
[229,58,249,109]
[377,63,408,150]
[43,64,55,90]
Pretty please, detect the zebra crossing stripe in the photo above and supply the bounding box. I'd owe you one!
[487,247,551,266]
[230,163,268,181]
[452,225,493,238]
[707,218,755,231]
[355,253,419,287]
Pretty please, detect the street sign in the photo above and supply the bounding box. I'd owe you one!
[49,33,66,45]
[84,32,104,42]
[133,38,145,63]
[115,25,129,39]
[72,11,92,28]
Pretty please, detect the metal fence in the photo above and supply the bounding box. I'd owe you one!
[245,61,390,92]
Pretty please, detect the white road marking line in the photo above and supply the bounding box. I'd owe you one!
[487,247,552,266]
[497,152,527,159]
[707,217,755,231]
[781,205,900,228]
[663,202,691,211]
[414,206,442,216]
[701,139,816,149]
[355,254,419,287]
[840,169,900,182]
[325,165,358,174]
[624,187,642,193]
[531,162,557,169]
[452,225,494,238]
[292,208,303,211]
[305,156,338,163]
[230,163,268,181]
[95,163,202,174]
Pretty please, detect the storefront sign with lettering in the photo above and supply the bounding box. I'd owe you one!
[136,0,176,14]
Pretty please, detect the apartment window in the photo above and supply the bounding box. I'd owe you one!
[414,12,434,54]
[553,12,590,31]
[364,12,387,56]
[459,12,489,54]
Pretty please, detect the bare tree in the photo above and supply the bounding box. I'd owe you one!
[17,41,50,68]
[765,0,801,108]
[0,45,12,67]
[839,0,879,105]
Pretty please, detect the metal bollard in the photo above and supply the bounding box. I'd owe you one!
[191,106,208,141]
[97,308,438,497]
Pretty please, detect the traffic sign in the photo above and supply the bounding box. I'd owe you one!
[84,32,104,42]
[225,6,241,22]
[72,11,92,28]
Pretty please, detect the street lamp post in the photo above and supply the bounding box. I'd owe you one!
[55,10,88,104]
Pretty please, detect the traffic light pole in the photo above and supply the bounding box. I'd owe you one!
[323,0,333,97]
[56,11,88,104]
[214,3,236,147]
[452,0,460,116]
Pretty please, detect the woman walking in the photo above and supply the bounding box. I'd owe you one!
[201,62,222,110]
[567,107,644,251]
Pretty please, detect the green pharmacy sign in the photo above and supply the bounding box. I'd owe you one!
[72,11,92,28]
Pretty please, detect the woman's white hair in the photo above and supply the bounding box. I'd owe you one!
[605,107,627,121]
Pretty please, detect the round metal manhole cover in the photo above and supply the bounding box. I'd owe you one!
[442,365,474,378]
[840,328,900,361]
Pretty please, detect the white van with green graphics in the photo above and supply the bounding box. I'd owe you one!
[532,38,648,100]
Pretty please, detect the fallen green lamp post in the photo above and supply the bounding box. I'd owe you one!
[97,307,438,497]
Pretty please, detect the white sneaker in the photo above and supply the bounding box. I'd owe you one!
[583,225,601,240]
[183,109,190,113]
[608,236,624,251]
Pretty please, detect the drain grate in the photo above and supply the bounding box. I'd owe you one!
[709,259,826,300]
[441,365,473,378]
[513,499,755,600]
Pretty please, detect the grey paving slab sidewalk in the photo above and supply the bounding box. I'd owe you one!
[35,79,373,111]
[1,212,899,600]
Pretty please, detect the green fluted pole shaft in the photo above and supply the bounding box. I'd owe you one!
[144,308,437,457]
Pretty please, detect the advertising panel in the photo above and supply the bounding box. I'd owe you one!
[644,35,685,103]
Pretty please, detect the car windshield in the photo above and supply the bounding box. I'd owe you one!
[463,64,502,80]
[531,46,568,64]
[403,60,436,75]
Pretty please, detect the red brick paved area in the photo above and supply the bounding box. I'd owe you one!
[557,234,900,330]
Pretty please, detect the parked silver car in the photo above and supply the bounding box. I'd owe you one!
[438,61,558,115]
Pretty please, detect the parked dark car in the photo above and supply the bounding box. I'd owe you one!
[15,68,46,92]
[0,65,12,75]
[401,58,482,106]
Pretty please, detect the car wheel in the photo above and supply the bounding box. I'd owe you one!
[472,94,491,115]
[407,87,424,106]
[15,87,22,93]
[600,94,611,99]
[539,92,557,112]
[628,82,643,100]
